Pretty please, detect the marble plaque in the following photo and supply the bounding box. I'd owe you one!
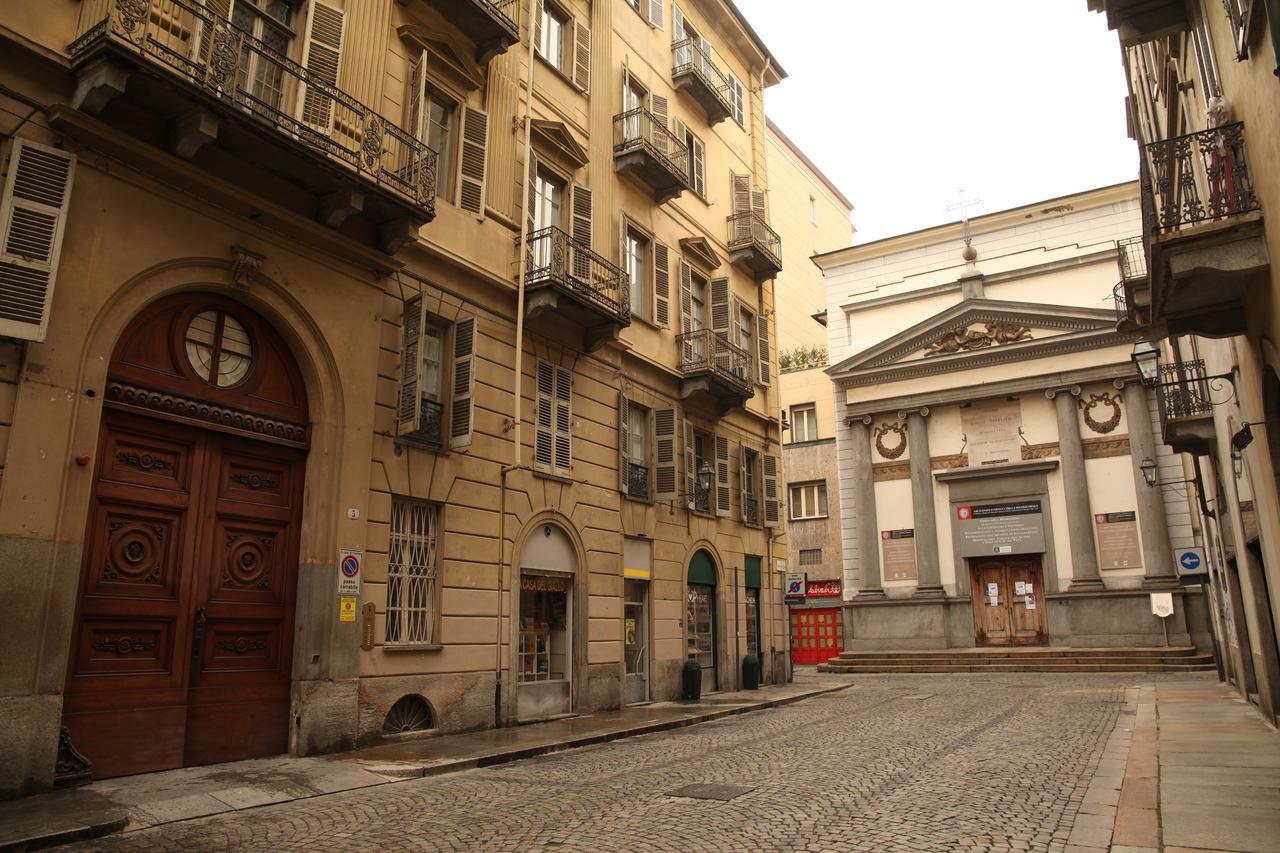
[961,399,1023,467]
[1095,511,1142,570]
[881,529,917,581]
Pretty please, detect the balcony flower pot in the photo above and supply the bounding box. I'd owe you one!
[742,654,760,691]
[681,657,702,701]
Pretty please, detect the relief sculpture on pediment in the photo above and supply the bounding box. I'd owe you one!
[923,322,1033,357]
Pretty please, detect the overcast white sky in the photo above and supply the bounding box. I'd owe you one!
[734,0,1139,243]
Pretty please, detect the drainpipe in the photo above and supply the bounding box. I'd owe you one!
[496,0,540,729]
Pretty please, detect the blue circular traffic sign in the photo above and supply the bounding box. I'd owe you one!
[1179,551,1201,572]
[341,555,360,577]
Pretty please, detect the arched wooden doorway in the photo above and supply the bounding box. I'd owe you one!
[62,293,309,779]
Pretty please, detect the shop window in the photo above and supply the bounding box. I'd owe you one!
[385,498,440,646]
[519,574,571,682]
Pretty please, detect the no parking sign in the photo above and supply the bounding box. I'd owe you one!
[338,549,363,596]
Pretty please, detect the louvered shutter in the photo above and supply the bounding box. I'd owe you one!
[653,241,670,328]
[533,0,544,58]
[653,407,678,502]
[457,106,489,217]
[554,365,572,475]
[738,443,748,523]
[752,187,768,222]
[534,361,554,472]
[671,4,684,40]
[690,135,705,196]
[684,421,696,511]
[731,173,752,244]
[762,452,779,527]
[710,277,730,374]
[756,313,772,386]
[650,93,668,128]
[449,316,476,448]
[678,259,693,362]
[0,140,76,342]
[570,183,592,280]
[714,434,731,517]
[397,294,424,437]
[300,2,345,133]
[405,49,428,142]
[618,392,630,494]
[697,36,712,78]
[648,0,665,29]
[572,19,591,93]
[196,0,232,67]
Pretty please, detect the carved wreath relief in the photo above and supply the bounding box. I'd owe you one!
[874,421,908,459]
[923,322,1033,357]
[1079,392,1122,434]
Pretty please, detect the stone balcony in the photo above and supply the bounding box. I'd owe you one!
[727,211,783,282]
[417,0,519,63]
[522,226,631,353]
[613,108,692,204]
[677,329,754,413]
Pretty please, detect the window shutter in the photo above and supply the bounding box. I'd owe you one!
[756,313,771,386]
[684,421,696,511]
[738,443,748,522]
[196,0,232,66]
[572,19,591,93]
[648,0,665,29]
[457,105,489,217]
[533,0,544,58]
[653,241,670,328]
[650,93,668,128]
[0,140,76,343]
[554,365,572,475]
[653,406,678,502]
[672,4,684,40]
[714,434,731,517]
[752,187,768,222]
[405,49,428,142]
[300,2,345,134]
[535,361,554,472]
[570,183,592,279]
[690,135,705,196]
[449,316,476,448]
[678,259,693,361]
[731,173,751,214]
[762,452,779,527]
[709,277,730,338]
[397,294,424,437]
[618,392,630,494]
[525,153,539,236]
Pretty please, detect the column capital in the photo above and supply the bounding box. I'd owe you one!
[845,414,874,428]
[898,406,930,420]
[1044,385,1082,400]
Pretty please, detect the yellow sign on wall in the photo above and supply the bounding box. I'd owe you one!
[339,596,357,622]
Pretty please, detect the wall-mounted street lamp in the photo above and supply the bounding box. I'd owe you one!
[1139,456,1159,488]
[1140,455,1216,519]
[696,461,715,495]
[1131,340,1160,387]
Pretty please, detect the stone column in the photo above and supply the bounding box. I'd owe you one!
[906,408,945,598]
[1121,380,1179,587]
[1049,386,1104,590]
[850,416,884,598]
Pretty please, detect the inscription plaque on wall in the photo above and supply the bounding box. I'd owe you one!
[1095,511,1143,570]
[881,529,918,581]
[953,500,1046,558]
[961,399,1023,467]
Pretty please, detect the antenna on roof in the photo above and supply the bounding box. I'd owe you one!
[945,186,983,266]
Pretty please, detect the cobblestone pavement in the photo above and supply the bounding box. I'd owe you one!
[63,674,1188,852]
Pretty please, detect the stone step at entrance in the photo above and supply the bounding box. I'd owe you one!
[817,646,1216,674]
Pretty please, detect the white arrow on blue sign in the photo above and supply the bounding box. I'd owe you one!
[1174,547,1207,575]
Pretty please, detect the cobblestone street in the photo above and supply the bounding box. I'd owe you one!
[58,673,1191,852]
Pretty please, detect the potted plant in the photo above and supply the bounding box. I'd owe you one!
[742,654,760,691]
[681,656,702,701]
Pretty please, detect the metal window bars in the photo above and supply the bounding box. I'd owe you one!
[386,499,440,645]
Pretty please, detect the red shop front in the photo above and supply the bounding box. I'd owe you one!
[789,579,843,665]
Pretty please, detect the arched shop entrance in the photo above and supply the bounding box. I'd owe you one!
[687,549,719,693]
[62,293,309,779]
[517,523,577,719]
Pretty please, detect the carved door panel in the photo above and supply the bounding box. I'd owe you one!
[1006,558,1048,645]
[185,434,303,767]
[971,560,1012,646]
[62,412,205,778]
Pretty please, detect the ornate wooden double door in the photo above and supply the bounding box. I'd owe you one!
[970,556,1048,646]
[63,294,309,779]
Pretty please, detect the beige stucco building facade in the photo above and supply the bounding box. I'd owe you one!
[1090,0,1280,724]
[0,0,794,795]
[817,184,1213,652]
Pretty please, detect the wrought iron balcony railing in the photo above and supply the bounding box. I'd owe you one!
[626,461,650,501]
[671,38,734,122]
[1117,235,1148,282]
[405,398,445,450]
[728,211,782,271]
[71,0,436,216]
[743,494,759,527]
[1155,359,1215,433]
[1112,281,1128,324]
[613,108,691,183]
[523,226,630,324]
[677,329,753,398]
[1144,123,1259,234]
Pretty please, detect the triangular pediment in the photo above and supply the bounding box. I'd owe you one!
[397,25,483,90]
[679,237,721,271]
[828,299,1124,385]
[530,119,590,169]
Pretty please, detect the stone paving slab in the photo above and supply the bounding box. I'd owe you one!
[0,675,854,851]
